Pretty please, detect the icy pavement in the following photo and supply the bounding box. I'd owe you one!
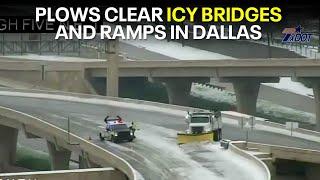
[263,77,314,97]
[122,36,234,60]
[183,143,267,180]
[8,94,266,180]
[2,54,105,62]
[137,123,267,180]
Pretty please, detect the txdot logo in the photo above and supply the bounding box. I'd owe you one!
[282,25,312,43]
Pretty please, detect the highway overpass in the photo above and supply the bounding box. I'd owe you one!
[1,57,320,130]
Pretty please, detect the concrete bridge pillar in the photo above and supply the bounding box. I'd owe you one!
[164,78,193,106]
[79,156,100,169]
[106,54,120,97]
[78,151,100,169]
[297,77,320,131]
[0,125,18,171]
[305,164,320,180]
[220,77,279,115]
[233,81,260,115]
[154,77,209,106]
[79,155,89,169]
[313,83,320,131]
[47,141,71,170]
[106,39,120,97]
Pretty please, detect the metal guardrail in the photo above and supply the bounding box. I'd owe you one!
[253,35,319,59]
[0,34,108,58]
[0,40,81,55]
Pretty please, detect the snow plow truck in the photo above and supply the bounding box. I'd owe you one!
[177,111,222,144]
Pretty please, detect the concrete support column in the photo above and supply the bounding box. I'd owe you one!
[106,39,120,97]
[79,155,89,169]
[79,155,100,169]
[220,77,279,115]
[154,77,209,106]
[106,53,120,97]
[305,164,320,180]
[313,83,320,131]
[78,151,100,169]
[165,79,193,106]
[47,141,71,170]
[0,125,18,170]
[298,77,320,131]
[233,81,261,115]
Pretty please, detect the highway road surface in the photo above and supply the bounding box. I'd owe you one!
[0,91,320,179]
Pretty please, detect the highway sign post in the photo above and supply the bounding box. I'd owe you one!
[67,116,80,145]
[286,122,299,136]
[239,116,256,144]
[238,117,246,129]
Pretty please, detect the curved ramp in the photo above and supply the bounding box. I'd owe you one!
[0,106,137,180]
[0,88,282,180]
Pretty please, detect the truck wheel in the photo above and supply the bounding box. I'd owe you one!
[111,136,117,143]
[128,138,133,142]
[99,133,105,141]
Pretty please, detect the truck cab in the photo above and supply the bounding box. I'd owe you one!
[185,112,220,134]
[177,111,222,144]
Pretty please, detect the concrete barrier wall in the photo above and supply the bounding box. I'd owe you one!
[0,87,202,113]
[0,168,125,180]
[0,69,94,94]
[221,110,320,139]
[222,111,286,129]
[295,127,320,137]
[0,60,84,71]
[229,141,271,180]
[246,142,320,164]
[0,106,136,180]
